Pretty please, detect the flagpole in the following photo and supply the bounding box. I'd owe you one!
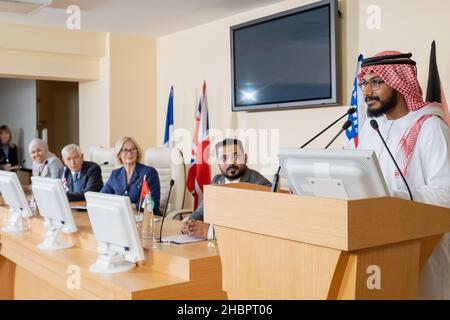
[138,174,147,212]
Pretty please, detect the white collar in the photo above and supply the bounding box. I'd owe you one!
[224,177,240,184]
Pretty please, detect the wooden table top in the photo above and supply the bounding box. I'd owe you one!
[0,200,225,299]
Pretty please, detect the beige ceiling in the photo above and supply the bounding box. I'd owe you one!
[0,0,284,37]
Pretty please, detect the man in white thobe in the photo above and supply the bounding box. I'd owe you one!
[357,50,450,300]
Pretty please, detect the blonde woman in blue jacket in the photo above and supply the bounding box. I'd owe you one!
[101,137,161,215]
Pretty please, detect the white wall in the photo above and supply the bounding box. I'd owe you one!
[79,32,158,154]
[358,0,450,97]
[0,78,37,168]
[156,0,358,177]
[109,33,157,150]
[0,22,109,155]
[79,33,110,153]
[156,0,449,179]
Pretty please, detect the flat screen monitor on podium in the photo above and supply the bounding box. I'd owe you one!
[0,171,33,233]
[279,149,389,200]
[31,176,77,250]
[85,192,145,274]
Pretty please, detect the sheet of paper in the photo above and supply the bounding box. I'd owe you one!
[161,234,205,244]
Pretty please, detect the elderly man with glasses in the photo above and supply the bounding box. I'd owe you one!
[59,144,104,201]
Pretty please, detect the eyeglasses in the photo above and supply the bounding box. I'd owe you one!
[120,148,137,154]
[358,79,385,91]
[219,152,245,164]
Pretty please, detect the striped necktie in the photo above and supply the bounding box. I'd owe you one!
[72,172,80,192]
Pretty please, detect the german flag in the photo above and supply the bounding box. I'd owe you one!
[426,41,450,125]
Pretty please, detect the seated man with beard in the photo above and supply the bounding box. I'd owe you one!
[183,138,272,240]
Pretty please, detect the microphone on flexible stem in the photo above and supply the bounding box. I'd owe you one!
[370,119,414,201]
[159,179,175,243]
[38,160,49,177]
[325,120,353,149]
[62,165,68,178]
[271,107,357,192]
[10,159,26,172]
[119,174,134,197]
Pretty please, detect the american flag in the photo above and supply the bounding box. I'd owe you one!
[186,81,211,209]
[346,54,365,149]
[39,162,49,177]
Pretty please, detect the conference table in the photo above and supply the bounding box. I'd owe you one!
[0,201,226,300]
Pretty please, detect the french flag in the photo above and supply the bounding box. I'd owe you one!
[164,86,175,147]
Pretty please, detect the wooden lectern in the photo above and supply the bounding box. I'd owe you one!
[204,183,450,300]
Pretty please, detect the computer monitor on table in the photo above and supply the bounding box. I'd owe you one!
[31,176,77,250]
[279,149,389,200]
[0,171,33,233]
[85,192,145,274]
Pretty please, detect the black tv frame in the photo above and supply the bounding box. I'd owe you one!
[230,0,338,112]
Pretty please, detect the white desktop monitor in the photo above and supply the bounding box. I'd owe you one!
[85,191,145,274]
[0,171,33,233]
[31,176,77,250]
[279,149,389,200]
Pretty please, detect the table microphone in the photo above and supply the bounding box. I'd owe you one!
[38,160,49,177]
[325,120,353,149]
[10,159,26,172]
[370,119,414,201]
[271,108,357,192]
[159,179,175,243]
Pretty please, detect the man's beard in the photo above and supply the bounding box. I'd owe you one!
[221,165,246,180]
[366,91,397,118]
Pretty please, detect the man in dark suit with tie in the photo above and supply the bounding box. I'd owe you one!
[59,144,103,201]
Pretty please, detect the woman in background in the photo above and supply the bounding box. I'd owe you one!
[28,138,63,178]
[0,125,19,171]
[101,136,161,215]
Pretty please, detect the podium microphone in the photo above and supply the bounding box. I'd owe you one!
[159,179,175,243]
[370,119,414,201]
[325,120,353,149]
[271,108,357,192]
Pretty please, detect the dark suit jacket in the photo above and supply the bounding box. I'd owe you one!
[59,161,104,202]
[0,144,19,166]
[188,167,272,221]
[100,162,161,215]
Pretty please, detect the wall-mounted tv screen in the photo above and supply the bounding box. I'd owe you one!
[231,0,338,112]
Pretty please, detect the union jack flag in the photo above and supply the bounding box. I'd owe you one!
[186,81,211,209]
